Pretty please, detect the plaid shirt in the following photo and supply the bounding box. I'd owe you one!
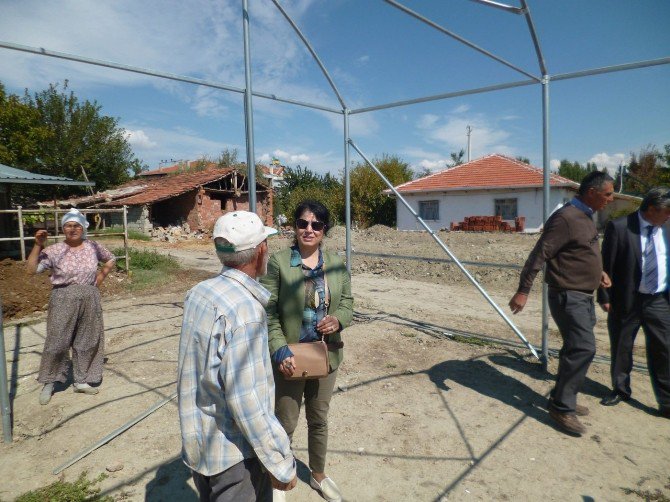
[177,267,295,481]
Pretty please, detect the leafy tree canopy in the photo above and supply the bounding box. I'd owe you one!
[350,154,413,228]
[624,144,670,194]
[0,80,146,203]
[557,159,598,183]
[274,165,344,226]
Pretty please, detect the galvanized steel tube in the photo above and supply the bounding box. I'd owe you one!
[348,139,539,360]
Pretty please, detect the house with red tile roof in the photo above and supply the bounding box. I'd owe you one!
[50,168,274,234]
[389,154,639,231]
[139,160,285,186]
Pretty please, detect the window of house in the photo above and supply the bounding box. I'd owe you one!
[494,198,518,220]
[419,200,439,220]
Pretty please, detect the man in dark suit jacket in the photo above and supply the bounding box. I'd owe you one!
[598,187,670,418]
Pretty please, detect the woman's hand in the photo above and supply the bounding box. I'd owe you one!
[279,356,296,377]
[316,315,340,336]
[34,229,48,247]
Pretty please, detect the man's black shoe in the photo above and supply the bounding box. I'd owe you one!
[600,392,630,406]
[659,407,670,419]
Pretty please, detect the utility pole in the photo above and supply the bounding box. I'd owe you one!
[466,125,472,162]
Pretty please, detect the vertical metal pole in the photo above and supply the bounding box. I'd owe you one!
[466,125,472,162]
[54,209,59,241]
[242,0,257,213]
[17,206,25,261]
[344,109,351,273]
[122,206,129,273]
[0,296,12,443]
[541,75,550,371]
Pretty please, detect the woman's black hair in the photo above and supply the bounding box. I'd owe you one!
[293,200,330,232]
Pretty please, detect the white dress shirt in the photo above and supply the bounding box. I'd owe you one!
[638,212,668,294]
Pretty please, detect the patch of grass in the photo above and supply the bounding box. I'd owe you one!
[113,248,180,272]
[95,227,151,241]
[15,472,112,502]
[450,334,495,347]
[112,247,182,292]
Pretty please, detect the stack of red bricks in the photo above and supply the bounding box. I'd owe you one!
[450,216,525,232]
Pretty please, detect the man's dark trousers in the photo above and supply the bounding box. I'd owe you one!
[609,292,670,409]
[192,457,271,502]
[548,289,597,413]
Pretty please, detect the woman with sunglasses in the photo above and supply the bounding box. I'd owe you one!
[26,208,116,405]
[261,200,353,502]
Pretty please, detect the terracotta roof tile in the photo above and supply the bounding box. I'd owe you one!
[394,154,578,193]
[98,168,236,207]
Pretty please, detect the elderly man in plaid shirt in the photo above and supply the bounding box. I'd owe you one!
[178,211,297,501]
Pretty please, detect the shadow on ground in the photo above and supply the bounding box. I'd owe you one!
[145,456,197,501]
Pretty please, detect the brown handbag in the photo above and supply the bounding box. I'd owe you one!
[285,339,329,380]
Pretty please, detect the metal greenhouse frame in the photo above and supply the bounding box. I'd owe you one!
[1,0,669,374]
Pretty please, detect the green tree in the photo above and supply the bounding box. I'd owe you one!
[557,159,596,183]
[625,145,670,194]
[449,149,465,166]
[0,80,145,202]
[0,83,50,168]
[515,156,530,164]
[274,165,345,226]
[217,148,239,167]
[350,154,413,228]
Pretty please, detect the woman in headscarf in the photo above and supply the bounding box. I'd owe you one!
[261,200,353,502]
[26,208,116,405]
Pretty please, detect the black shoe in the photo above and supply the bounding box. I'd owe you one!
[659,407,670,419]
[600,392,630,406]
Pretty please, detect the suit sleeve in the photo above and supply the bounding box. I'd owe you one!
[597,220,618,305]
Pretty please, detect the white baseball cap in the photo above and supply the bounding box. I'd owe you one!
[213,211,277,252]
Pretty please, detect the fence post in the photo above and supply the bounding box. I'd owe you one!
[0,296,12,443]
[17,206,25,261]
[123,206,129,273]
[53,209,59,242]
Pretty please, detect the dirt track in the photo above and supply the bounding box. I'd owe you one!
[1,227,669,501]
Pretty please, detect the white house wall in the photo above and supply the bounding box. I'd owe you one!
[395,188,575,231]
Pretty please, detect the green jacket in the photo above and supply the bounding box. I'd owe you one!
[261,247,354,371]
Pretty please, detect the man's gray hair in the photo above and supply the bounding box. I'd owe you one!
[214,238,258,267]
[640,187,670,212]
[578,171,614,196]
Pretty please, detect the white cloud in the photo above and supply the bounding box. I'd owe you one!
[589,152,627,174]
[356,55,370,65]
[417,114,439,129]
[550,159,561,171]
[417,159,450,171]
[0,0,331,120]
[416,113,514,158]
[260,149,310,166]
[124,129,157,149]
[452,104,470,114]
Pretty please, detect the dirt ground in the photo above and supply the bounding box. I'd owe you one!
[1,227,669,501]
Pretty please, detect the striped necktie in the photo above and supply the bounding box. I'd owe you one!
[644,225,658,293]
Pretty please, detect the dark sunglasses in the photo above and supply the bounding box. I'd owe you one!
[296,218,325,231]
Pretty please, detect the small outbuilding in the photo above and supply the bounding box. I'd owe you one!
[390,154,639,232]
[52,167,274,234]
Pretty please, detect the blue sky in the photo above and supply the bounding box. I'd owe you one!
[1,0,668,176]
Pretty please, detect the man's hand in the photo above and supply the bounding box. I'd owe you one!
[509,292,528,314]
[279,356,296,378]
[600,303,610,312]
[600,271,612,288]
[270,473,297,491]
